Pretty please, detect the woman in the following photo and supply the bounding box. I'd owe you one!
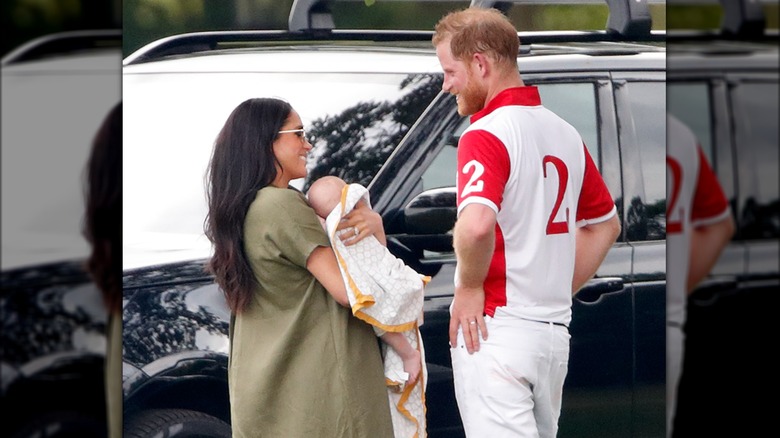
[204,98,394,437]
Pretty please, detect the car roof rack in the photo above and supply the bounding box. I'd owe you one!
[667,0,772,39]
[290,0,665,37]
[1,29,121,66]
[124,0,666,65]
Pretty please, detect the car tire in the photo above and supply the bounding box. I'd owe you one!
[124,408,231,438]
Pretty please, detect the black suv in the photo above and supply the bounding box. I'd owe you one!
[121,1,666,437]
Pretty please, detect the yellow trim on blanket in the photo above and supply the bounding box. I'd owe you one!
[333,245,375,306]
[331,186,375,311]
[355,311,418,333]
[392,328,426,438]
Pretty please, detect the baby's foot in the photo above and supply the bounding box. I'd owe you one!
[402,349,422,387]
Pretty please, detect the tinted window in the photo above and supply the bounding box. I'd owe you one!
[538,83,600,165]
[667,82,714,161]
[306,73,442,191]
[623,81,666,241]
[421,117,468,191]
[733,81,779,240]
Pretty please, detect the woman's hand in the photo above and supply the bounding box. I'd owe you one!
[335,201,386,246]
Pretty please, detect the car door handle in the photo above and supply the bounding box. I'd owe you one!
[575,277,625,304]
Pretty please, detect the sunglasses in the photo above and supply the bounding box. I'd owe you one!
[277,128,308,142]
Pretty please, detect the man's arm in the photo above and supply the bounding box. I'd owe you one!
[450,203,495,353]
[687,215,735,293]
[572,214,621,293]
[454,204,496,288]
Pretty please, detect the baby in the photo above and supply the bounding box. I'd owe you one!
[308,175,423,385]
[308,175,427,437]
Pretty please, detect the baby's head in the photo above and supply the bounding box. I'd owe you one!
[308,175,347,218]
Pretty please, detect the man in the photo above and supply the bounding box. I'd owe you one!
[432,8,621,437]
[665,113,734,437]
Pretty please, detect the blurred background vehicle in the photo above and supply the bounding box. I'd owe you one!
[666,0,778,436]
[1,29,121,438]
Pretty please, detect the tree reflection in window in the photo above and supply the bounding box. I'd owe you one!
[303,73,443,191]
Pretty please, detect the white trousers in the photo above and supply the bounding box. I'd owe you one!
[451,313,570,438]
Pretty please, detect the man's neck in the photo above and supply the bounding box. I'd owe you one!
[483,72,524,109]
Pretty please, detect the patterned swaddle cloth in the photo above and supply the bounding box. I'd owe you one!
[324,183,428,438]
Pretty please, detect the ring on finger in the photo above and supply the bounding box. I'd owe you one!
[469,320,477,325]
[354,227,359,236]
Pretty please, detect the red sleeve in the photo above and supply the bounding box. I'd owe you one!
[576,144,616,222]
[457,129,510,210]
[691,146,729,222]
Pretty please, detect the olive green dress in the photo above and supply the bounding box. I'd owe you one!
[228,186,393,438]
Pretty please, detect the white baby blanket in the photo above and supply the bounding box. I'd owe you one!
[324,183,428,438]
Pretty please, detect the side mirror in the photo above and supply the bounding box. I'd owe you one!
[403,187,457,235]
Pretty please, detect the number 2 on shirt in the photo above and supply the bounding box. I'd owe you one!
[461,160,485,197]
[543,155,570,235]
[460,156,570,235]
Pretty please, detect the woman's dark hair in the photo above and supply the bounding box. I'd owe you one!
[204,97,292,313]
[83,102,122,313]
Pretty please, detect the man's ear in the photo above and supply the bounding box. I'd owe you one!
[472,52,490,78]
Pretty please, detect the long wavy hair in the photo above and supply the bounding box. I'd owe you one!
[204,98,292,313]
[83,102,122,314]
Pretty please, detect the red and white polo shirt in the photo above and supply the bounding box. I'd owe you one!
[456,86,616,326]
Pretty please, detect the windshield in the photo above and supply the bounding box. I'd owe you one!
[122,69,441,269]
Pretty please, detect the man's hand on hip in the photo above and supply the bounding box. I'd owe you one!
[449,285,488,354]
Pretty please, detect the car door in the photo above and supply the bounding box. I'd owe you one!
[612,73,667,437]
[371,73,655,438]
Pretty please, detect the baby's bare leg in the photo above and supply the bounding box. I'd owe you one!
[381,331,421,385]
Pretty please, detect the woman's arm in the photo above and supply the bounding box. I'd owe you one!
[306,245,349,306]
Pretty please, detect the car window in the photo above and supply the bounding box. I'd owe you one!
[306,73,442,191]
[667,82,714,162]
[623,80,666,241]
[122,70,440,268]
[538,83,600,166]
[421,117,467,191]
[732,80,779,240]
[419,82,600,192]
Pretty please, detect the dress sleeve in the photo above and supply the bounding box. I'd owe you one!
[255,189,331,268]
